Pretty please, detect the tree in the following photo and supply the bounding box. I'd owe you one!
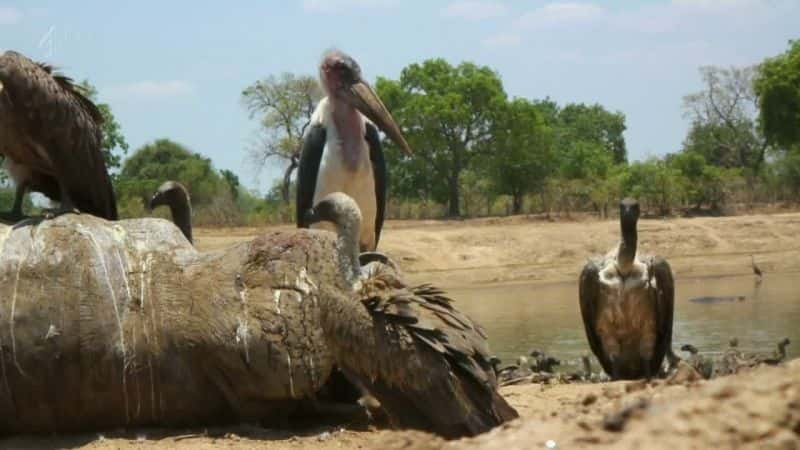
[754,40,800,149]
[117,138,226,208]
[557,103,627,164]
[682,66,768,182]
[667,151,740,211]
[376,59,507,217]
[77,80,129,175]
[622,158,685,216]
[220,169,240,200]
[483,98,554,214]
[241,73,322,203]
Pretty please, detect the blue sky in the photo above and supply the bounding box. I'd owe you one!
[1,1,797,192]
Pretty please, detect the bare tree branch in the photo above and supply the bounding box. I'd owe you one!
[241,73,323,203]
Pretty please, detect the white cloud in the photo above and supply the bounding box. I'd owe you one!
[482,32,520,48]
[516,2,605,28]
[442,1,507,21]
[0,7,22,25]
[302,0,397,13]
[106,80,195,101]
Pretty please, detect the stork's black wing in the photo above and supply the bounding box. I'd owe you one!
[650,256,675,374]
[296,124,326,228]
[579,260,613,375]
[0,51,117,220]
[365,122,386,249]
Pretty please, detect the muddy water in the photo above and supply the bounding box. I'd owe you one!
[450,273,800,371]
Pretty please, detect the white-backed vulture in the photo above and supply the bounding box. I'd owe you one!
[579,198,675,380]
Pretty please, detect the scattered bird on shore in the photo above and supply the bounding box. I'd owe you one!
[296,49,413,252]
[744,337,791,366]
[304,192,517,437]
[148,181,193,244]
[717,337,744,376]
[751,255,763,283]
[579,198,675,380]
[529,349,560,373]
[0,50,117,221]
[680,344,714,379]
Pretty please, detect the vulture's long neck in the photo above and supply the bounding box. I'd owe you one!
[333,209,362,286]
[617,217,638,275]
[329,96,364,171]
[168,195,193,244]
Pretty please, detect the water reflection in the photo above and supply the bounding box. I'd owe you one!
[450,273,799,370]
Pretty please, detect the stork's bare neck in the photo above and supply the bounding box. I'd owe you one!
[329,97,365,171]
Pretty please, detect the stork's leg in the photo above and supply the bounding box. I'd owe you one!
[0,183,30,223]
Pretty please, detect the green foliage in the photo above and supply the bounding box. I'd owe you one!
[557,103,627,164]
[116,139,228,218]
[621,158,686,216]
[482,98,554,213]
[682,66,767,180]
[754,40,800,148]
[220,169,241,200]
[667,151,741,210]
[773,146,800,196]
[76,80,129,173]
[0,187,34,212]
[376,59,507,216]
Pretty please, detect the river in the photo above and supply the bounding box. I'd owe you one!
[450,273,799,371]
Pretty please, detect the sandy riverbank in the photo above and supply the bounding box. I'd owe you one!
[193,211,800,287]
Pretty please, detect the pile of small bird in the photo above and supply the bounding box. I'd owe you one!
[490,336,791,387]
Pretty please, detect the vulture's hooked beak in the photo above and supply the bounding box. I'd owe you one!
[147,193,162,212]
[340,80,413,156]
[303,207,318,226]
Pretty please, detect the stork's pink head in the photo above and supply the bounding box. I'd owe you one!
[317,48,413,156]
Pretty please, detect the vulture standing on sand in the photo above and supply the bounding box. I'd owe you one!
[304,192,518,437]
[579,198,675,380]
[148,180,193,244]
[0,50,117,221]
[296,49,413,252]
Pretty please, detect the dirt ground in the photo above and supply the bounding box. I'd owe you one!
[194,211,800,287]
[3,212,799,449]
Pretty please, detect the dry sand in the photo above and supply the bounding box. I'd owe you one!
[3,212,799,449]
[195,212,800,287]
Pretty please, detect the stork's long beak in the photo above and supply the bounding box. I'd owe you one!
[343,81,413,156]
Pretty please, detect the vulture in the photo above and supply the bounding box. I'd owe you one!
[0,50,117,221]
[579,198,675,380]
[148,180,193,244]
[296,49,413,252]
[304,192,518,438]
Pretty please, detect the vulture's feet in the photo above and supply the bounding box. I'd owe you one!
[42,206,81,220]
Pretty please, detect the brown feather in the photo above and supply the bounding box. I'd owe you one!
[0,51,117,220]
[333,264,518,438]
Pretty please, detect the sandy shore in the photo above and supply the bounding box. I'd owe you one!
[194,211,800,287]
[3,212,799,449]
